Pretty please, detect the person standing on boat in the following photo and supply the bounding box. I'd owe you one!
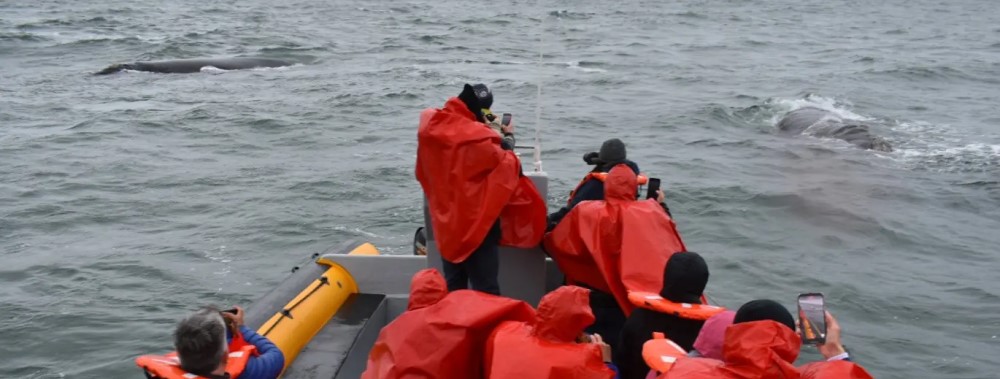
[416,83,547,295]
[135,306,285,379]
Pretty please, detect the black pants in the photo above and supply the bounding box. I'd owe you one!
[585,289,627,354]
[442,220,501,295]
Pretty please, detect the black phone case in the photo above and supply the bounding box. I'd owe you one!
[646,178,661,200]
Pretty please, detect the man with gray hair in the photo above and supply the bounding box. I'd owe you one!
[137,306,284,379]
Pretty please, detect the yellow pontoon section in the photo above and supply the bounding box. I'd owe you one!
[255,243,379,370]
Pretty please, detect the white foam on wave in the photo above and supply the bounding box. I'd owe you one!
[197,64,298,74]
[566,61,607,73]
[768,94,872,124]
[199,65,226,73]
[897,143,1000,158]
[249,64,296,72]
[333,225,379,238]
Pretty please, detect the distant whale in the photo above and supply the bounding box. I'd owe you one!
[777,107,893,152]
[95,57,293,75]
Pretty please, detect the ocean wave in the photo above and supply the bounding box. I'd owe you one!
[53,35,142,48]
[565,60,607,73]
[764,94,871,122]
[0,32,49,42]
[548,10,595,20]
[16,16,121,29]
[671,11,709,19]
[894,143,1000,172]
[864,65,974,81]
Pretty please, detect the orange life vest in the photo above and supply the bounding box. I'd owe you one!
[136,341,257,379]
[567,172,649,206]
[627,291,726,320]
[642,332,687,373]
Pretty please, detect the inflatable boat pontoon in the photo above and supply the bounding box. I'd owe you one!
[234,172,557,378]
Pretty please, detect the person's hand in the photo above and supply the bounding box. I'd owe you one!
[590,333,612,363]
[222,306,246,331]
[816,311,846,359]
[501,121,514,135]
[656,189,666,203]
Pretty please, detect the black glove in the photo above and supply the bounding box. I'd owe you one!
[583,151,600,165]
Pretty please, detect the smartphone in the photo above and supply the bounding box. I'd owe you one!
[501,113,512,126]
[797,293,827,344]
[646,178,661,200]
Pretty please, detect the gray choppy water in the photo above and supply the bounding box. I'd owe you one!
[2,0,999,377]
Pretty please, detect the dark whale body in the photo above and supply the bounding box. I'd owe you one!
[777,107,892,152]
[95,57,293,75]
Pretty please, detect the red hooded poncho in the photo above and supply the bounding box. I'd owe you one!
[543,164,687,314]
[416,98,547,263]
[484,286,614,379]
[362,269,535,379]
[659,320,874,379]
[660,320,801,379]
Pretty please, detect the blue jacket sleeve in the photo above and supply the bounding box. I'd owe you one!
[605,362,620,379]
[238,325,285,379]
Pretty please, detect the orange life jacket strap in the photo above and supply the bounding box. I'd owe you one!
[567,172,650,205]
[627,291,726,320]
[136,344,256,379]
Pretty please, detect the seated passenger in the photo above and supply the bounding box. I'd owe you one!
[616,252,726,379]
[136,306,285,379]
[544,164,687,352]
[362,269,535,379]
[484,286,617,379]
[689,310,737,359]
[659,300,872,379]
[641,310,736,379]
[547,138,641,230]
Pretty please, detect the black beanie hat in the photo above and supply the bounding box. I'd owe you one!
[594,138,627,165]
[734,299,796,331]
[660,251,709,304]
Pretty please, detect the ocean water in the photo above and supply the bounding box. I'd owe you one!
[2,0,999,377]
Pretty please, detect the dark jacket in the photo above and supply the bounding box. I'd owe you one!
[232,326,285,379]
[547,160,641,230]
[614,252,709,379]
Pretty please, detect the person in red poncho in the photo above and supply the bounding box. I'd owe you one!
[543,163,686,352]
[362,268,535,379]
[484,286,618,379]
[416,83,547,295]
[658,300,873,379]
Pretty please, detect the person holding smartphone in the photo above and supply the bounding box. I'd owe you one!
[483,286,619,379]
[657,300,873,379]
[416,83,547,295]
[544,164,687,357]
[135,305,285,379]
[483,109,516,150]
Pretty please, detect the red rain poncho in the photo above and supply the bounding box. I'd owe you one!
[416,98,546,263]
[484,286,614,379]
[362,269,535,379]
[543,164,687,314]
[659,320,874,379]
[660,320,801,379]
